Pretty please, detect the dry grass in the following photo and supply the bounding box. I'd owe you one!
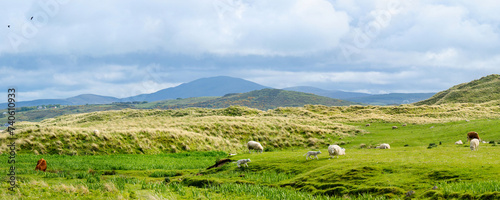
[3,104,499,155]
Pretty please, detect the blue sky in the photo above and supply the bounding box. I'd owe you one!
[1,0,499,102]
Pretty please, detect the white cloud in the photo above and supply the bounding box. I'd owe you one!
[1,1,500,102]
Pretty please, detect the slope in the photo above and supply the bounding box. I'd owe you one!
[415,74,500,105]
[170,88,360,110]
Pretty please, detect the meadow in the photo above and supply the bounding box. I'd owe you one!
[1,104,500,199]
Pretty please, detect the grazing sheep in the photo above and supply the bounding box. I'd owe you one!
[402,124,407,127]
[236,159,251,167]
[430,126,434,129]
[379,143,390,149]
[247,141,264,153]
[465,119,470,122]
[470,139,479,151]
[482,141,488,144]
[304,151,321,160]
[467,131,480,142]
[229,153,237,156]
[392,126,398,129]
[93,129,99,134]
[328,145,345,159]
[455,140,463,145]
[365,124,371,127]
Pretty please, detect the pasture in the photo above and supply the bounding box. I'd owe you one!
[1,105,500,199]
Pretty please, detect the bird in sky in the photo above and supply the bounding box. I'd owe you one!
[7,25,10,28]
[31,16,33,20]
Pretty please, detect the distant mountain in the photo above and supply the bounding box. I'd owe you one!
[347,93,436,105]
[0,94,120,108]
[415,74,500,105]
[168,88,360,110]
[123,76,269,102]
[66,94,120,105]
[282,86,433,105]
[283,86,371,99]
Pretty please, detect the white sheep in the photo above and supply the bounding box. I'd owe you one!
[236,159,251,167]
[470,139,479,151]
[93,129,99,134]
[455,140,463,145]
[328,145,345,159]
[304,151,321,160]
[379,143,390,149]
[247,141,263,153]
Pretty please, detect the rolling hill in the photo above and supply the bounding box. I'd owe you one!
[167,88,360,110]
[415,74,500,105]
[123,76,269,102]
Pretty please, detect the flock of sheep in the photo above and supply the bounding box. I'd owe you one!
[236,130,485,167]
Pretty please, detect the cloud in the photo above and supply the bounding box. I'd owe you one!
[1,1,500,102]
[1,0,350,56]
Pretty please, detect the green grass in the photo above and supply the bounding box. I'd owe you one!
[2,104,500,199]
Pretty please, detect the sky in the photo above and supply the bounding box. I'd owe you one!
[1,0,499,102]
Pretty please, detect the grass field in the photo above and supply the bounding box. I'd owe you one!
[1,105,500,199]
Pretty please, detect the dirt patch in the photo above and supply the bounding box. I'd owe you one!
[207,158,233,170]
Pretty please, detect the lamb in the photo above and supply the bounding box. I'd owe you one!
[304,151,321,160]
[379,143,390,149]
[470,139,479,151]
[236,159,251,167]
[455,140,463,145]
[328,145,345,159]
[247,141,263,153]
[467,131,480,142]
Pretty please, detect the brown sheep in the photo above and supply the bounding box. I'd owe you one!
[35,158,47,172]
[467,131,480,142]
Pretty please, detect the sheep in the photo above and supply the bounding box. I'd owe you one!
[455,140,463,145]
[247,141,263,153]
[304,151,321,160]
[328,145,345,159]
[402,124,407,127]
[392,126,398,129]
[470,139,479,151]
[236,159,251,167]
[379,143,390,149]
[365,124,371,127]
[467,131,480,142]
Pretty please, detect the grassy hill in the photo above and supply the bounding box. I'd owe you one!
[169,89,359,110]
[0,89,358,122]
[415,74,500,105]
